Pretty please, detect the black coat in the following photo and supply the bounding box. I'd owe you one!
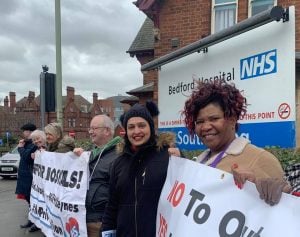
[86,145,119,222]
[102,143,169,237]
[15,139,37,201]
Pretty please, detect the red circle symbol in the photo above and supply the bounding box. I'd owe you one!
[278,103,291,119]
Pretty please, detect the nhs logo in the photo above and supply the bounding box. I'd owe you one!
[240,49,277,80]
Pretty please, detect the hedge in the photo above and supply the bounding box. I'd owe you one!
[74,139,300,169]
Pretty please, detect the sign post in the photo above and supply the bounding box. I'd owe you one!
[6,132,10,147]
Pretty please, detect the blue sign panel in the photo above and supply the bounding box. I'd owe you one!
[240,49,277,80]
[159,121,295,150]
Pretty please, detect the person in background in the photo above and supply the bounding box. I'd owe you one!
[182,80,291,206]
[73,115,122,237]
[15,123,38,230]
[44,122,75,153]
[30,129,46,160]
[101,101,174,237]
[157,131,184,157]
[284,163,300,197]
[28,123,75,233]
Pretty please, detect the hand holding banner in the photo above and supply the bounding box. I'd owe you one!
[157,157,300,237]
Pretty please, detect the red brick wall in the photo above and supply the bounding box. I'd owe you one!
[278,0,300,50]
[238,0,299,50]
[156,0,211,58]
[155,0,299,57]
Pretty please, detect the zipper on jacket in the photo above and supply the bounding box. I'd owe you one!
[142,168,146,185]
[135,177,138,237]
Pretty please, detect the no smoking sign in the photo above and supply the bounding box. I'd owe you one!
[278,103,291,119]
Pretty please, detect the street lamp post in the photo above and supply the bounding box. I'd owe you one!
[55,0,63,125]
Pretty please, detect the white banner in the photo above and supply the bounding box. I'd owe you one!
[29,151,89,237]
[157,157,300,237]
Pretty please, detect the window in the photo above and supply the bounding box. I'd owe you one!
[68,118,76,127]
[212,0,237,33]
[249,0,275,16]
[80,105,88,113]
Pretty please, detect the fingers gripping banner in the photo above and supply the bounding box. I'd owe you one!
[157,157,300,237]
[29,151,89,237]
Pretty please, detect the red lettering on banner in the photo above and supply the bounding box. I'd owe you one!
[158,213,168,237]
[167,180,185,207]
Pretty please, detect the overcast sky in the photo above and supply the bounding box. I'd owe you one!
[0,0,146,104]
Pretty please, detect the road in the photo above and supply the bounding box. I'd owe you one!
[0,177,44,237]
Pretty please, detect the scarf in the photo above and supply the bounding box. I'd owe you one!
[90,136,122,162]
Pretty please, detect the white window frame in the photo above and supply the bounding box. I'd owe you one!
[248,0,276,17]
[68,118,76,127]
[68,118,72,128]
[211,0,238,34]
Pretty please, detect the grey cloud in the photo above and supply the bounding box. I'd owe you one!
[0,0,145,102]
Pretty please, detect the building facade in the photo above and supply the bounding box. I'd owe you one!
[128,0,300,145]
[0,87,128,139]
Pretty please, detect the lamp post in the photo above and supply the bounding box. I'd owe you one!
[40,65,48,130]
[55,0,63,125]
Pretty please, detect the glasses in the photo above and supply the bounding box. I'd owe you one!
[88,127,107,132]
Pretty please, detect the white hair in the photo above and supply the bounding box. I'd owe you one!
[95,115,115,136]
[30,129,46,144]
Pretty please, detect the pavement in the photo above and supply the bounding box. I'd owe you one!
[0,177,44,237]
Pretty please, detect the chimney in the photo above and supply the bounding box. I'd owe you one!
[28,91,35,102]
[4,96,8,108]
[9,92,16,111]
[93,93,98,104]
[67,86,75,102]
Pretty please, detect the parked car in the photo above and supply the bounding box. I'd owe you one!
[0,146,20,179]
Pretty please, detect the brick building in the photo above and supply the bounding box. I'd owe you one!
[0,87,128,139]
[128,0,300,144]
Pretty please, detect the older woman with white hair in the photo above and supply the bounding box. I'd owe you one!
[30,129,46,150]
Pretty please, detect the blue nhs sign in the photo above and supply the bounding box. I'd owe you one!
[240,49,277,80]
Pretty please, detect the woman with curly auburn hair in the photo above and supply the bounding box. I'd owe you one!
[182,80,291,206]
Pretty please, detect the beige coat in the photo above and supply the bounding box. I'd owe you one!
[197,137,284,179]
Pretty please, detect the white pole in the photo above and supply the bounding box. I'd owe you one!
[55,0,63,125]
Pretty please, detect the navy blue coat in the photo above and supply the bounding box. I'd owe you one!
[15,139,37,201]
[102,143,169,237]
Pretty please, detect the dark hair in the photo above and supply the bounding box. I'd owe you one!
[21,123,36,131]
[182,81,247,135]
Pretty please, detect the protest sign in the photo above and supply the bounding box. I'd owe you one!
[157,157,300,237]
[29,151,89,237]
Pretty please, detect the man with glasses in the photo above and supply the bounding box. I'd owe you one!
[74,115,122,237]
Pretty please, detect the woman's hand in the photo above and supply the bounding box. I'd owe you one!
[18,139,25,148]
[73,148,84,157]
[231,164,256,189]
[168,148,181,157]
[255,178,291,206]
[231,163,291,205]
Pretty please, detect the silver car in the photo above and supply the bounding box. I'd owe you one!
[0,147,20,179]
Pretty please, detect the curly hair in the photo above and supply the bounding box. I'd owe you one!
[182,80,247,135]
